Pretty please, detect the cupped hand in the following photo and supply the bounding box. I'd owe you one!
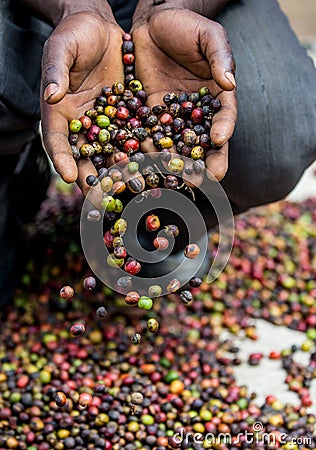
[40,12,124,196]
[132,9,237,185]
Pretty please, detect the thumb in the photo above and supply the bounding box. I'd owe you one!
[200,20,236,91]
[41,28,74,104]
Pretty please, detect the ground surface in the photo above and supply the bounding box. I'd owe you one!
[0,184,315,449]
[1,2,315,447]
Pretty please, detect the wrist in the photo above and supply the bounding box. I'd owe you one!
[132,0,185,28]
[18,0,115,27]
[132,0,232,28]
[58,0,116,26]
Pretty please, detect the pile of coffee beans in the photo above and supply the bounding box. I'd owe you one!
[0,182,315,449]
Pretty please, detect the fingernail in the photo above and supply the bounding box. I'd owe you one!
[224,72,236,88]
[44,82,59,101]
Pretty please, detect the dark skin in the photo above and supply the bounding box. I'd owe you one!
[19,0,127,196]
[40,13,124,197]
[19,0,236,192]
[131,7,237,186]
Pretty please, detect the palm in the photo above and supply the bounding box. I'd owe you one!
[133,13,221,105]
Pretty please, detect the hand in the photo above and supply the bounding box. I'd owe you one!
[132,9,237,185]
[40,11,124,196]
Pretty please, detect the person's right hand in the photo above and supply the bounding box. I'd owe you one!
[40,12,124,196]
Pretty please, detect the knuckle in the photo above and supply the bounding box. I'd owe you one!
[209,20,222,33]
[42,33,67,63]
[211,21,229,43]
[42,35,59,56]
[43,63,58,78]
[42,41,60,79]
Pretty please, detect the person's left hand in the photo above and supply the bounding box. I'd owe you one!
[132,9,237,186]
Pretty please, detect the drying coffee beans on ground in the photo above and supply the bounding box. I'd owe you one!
[0,182,315,449]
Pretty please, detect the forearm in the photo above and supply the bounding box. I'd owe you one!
[184,0,233,17]
[17,0,115,26]
[132,0,233,26]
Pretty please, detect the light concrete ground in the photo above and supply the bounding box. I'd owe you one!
[278,0,316,42]
[230,320,316,415]
[287,161,316,202]
[280,0,316,202]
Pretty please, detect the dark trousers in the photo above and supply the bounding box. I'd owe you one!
[1,0,315,214]
[0,0,52,154]
[218,0,316,215]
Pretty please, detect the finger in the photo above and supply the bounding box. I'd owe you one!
[42,29,74,104]
[140,137,158,154]
[205,141,229,181]
[41,107,78,183]
[200,20,236,91]
[210,89,237,147]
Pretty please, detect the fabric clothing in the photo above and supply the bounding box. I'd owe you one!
[0,136,51,307]
[218,0,316,214]
[0,0,52,154]
[108,0,138,31]
[0,154,21,305]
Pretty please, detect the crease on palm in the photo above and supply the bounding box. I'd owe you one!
[68,47,110,94]
[136,33,220,101]
[147,13,213,78]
